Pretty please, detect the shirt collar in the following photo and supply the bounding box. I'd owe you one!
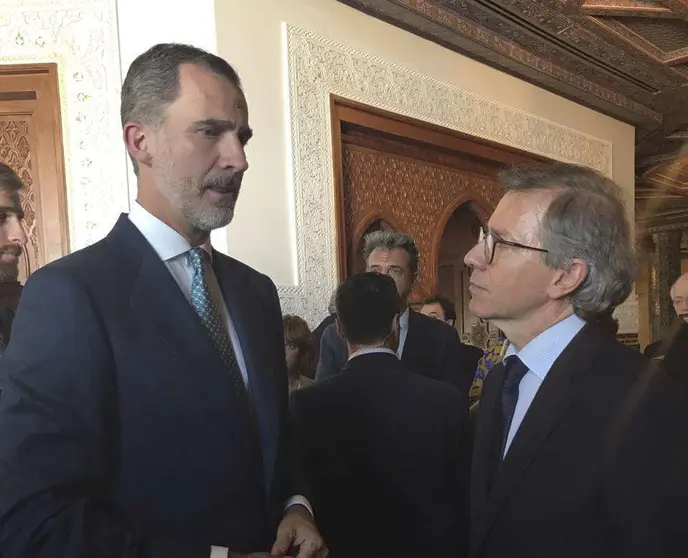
[128,202,213,262]
[348,347,398,361]
[399,307,410,330]
[504,313,586,382]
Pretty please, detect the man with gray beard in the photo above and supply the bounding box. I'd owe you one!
[0,162,28,355]
[0,44,325,558]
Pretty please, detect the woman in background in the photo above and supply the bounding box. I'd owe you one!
[283,314,315,392]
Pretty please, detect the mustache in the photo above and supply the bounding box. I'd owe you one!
[201,175,241,194]
[0,245,21,257]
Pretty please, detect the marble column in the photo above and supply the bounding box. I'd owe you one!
[650,230,683,341]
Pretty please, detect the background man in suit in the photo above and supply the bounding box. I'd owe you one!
[0,162,28,356]
[292,272,469,558]
[316,230,481,403]
[644,272,688,392]
[420,294,458,327]
[0,44,325,558]
[465,163,688,558]
[310,289,337,376]
[644,272,688,358]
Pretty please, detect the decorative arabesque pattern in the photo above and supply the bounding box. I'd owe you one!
[282,24,637,333]
[0,0,128,251]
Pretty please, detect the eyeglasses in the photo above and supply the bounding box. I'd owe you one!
[479,228,548,265]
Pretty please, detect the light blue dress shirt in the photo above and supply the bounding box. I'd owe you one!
[502,313,586,456]
[397,307,410,358]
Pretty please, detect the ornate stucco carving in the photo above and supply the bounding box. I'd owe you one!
[282,24,636,332]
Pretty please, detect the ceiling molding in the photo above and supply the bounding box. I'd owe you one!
[337,0,688,229]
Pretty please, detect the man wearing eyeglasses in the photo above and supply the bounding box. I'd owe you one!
[315,229,482,404]
[466,163,688,558]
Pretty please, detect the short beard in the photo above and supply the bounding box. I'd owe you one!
[155,163,239,233]
[0,245,21,282]
[184,175,239,232]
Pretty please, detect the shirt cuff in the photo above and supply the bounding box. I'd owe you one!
[210,546,228,558]
[286,494,314,518]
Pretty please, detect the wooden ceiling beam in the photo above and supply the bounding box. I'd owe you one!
[580,4,678,18]
[657,0,688,19]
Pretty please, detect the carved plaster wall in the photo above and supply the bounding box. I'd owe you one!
[282,23,637,333]
[0,0,128,252]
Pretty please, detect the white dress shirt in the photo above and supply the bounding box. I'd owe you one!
[128,203,310,558]
[502,313,586,456]
[397,307,410,358]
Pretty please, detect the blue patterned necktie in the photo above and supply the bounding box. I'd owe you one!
[187,247,248,400]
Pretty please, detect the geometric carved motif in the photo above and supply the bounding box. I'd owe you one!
[283,24,623,329]
[0,117,37,281]
[343,144,503,300]
[0,0,127,251]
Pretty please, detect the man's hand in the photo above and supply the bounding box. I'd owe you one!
[271,504,327,558]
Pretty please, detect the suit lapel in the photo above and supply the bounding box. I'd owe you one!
[472,325,605,551]
[401,310,422,365]
[212,253,280,495]
[115,217,254,446]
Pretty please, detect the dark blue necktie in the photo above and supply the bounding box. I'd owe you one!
[500,355,529,457]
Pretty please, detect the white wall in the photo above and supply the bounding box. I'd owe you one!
[213,0,636,326]
[116,0,230,252]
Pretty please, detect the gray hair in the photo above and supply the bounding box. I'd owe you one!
[500,163,636,320]
[0,163,23,193]
[121,43,242,175]
[363,229,419,277]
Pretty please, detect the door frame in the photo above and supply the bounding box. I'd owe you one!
[0,63,69,275]
[330,94,548,283]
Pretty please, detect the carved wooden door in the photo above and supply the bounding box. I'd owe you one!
[0,64,68,283]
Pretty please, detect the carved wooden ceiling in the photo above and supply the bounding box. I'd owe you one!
[336,0,688,230]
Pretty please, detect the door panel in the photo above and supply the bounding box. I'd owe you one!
[0,65,68,283]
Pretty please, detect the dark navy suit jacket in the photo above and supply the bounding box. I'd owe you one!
[0,215,298,557]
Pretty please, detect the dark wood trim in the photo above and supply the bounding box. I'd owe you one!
[44,64,69,256]
[332,95,549,167]
[0,91,37,101]
[330,96,348,281]
[0,62,70,269]
[0,64,52,76]
[330,94,548,286]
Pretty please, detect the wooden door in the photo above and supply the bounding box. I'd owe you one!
[0,64,68,283]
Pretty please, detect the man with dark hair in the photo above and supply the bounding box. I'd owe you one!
[291,273,469,558]
[421,294,458,326]
[466,163,688,558]
[316,230,481,405]
[0,162,27,355]
[0,44,325,558]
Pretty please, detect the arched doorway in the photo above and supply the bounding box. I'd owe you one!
[436,203,482,340]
